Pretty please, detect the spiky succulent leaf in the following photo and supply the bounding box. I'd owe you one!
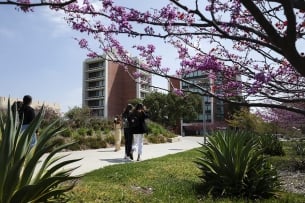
[0,100,81,203]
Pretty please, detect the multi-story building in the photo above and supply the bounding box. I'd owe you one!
[82,57,152,118]
[169,71,232,136]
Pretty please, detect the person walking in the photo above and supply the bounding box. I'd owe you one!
[122,104,134,160]
[19,95,37,148]
[130,103,148,161]
[113,115,122,152]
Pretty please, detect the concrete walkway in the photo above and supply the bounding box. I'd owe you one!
[49,136,204,176]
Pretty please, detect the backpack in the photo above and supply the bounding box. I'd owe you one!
[129,113,140,128]
[11,101,23,117]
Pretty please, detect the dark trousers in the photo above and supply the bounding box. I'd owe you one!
[124,128,133,157]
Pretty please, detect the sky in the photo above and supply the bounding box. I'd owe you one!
[0,4,174,113]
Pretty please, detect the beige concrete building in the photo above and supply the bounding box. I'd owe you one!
[0,96,61,113]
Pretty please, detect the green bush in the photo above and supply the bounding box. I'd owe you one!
[196,130,280,199]
[60,128,74,137]
[147,121,175,138]
[292,158,305,172]
[78,128,88,136]
[146,134,167,144]
[0,101,80,202]
[259,134,285,156]
[47,136,66,151]
[294,140,305,156]
[87,128,95,136]
[85,135,105,149]
[104,134,115,145]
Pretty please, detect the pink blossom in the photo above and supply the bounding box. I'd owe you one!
[78,39,88,48]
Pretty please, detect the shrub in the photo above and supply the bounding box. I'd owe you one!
[99,139,108,148]
[146,134,167,144]
[294,140,305,156]
[0,101,81,202]
[85,135,105,149]
[259,134,285,156]
[292,158,305,172]
[196,130,280,199]
[147,121,175,138]
[78,128,88,136]
[47,136,66,151]
[104,134,115,145]
[61,128,74,137]
[87,128,95,136]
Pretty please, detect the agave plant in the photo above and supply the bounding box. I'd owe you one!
[196,130,280,199]
[0,101,81,203]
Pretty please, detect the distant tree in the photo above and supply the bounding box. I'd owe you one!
[37,106,61,129]
[142,92,168,125]
[143,92,202,128]
[227,107,273,135]
[64,106,91,128]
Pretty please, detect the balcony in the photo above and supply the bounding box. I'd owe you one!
[86,86,104,91]
[88,105,104,109]
[85,77,104,82]
[85,96,104,100]
[86,67,104,73]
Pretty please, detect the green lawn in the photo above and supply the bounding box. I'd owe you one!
[67,148,305,203]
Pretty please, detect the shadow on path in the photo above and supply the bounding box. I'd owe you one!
[99,158,131,164]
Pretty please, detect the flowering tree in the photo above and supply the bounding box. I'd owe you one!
[10,0,305,114]
[1,0,76,12]
[257,103,305,133]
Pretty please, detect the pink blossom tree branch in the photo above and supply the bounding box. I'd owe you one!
[1,0,76,12]
[51,0,305,115]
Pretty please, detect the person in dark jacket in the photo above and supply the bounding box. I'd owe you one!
[19,95,37,148]
[130,103,148,161]
[122,104,134,160]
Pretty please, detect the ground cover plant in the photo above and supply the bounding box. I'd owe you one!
[67,148,305,202]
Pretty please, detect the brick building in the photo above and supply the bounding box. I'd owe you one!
[82,57,152,118]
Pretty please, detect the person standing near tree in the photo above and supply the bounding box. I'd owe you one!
[130,103,148,161]
[19,95,37,148]
[122,104,134,160]
[113,115,122,152]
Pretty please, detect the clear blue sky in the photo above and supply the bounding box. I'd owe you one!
[0,5,172,113]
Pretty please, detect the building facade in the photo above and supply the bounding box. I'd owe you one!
[169,71,230,136]
[82,57,152,118]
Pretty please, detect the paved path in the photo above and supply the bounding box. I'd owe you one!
[48,136,204,176]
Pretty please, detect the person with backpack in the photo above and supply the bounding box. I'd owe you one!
[130,103,148,161]
[19,95,37,148]
[122,104,134,160]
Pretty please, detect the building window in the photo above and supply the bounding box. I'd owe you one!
[88,61,105,69]
[88,70,104,79]
[88,100,100,107]
[91,109,104,117]
[88,72,101,79]
[88,80,104,89]
[88,90,103,98]
[140,92,146,98]
[88,81,100,88]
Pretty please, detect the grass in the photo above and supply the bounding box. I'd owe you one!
[67,147,305,203]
